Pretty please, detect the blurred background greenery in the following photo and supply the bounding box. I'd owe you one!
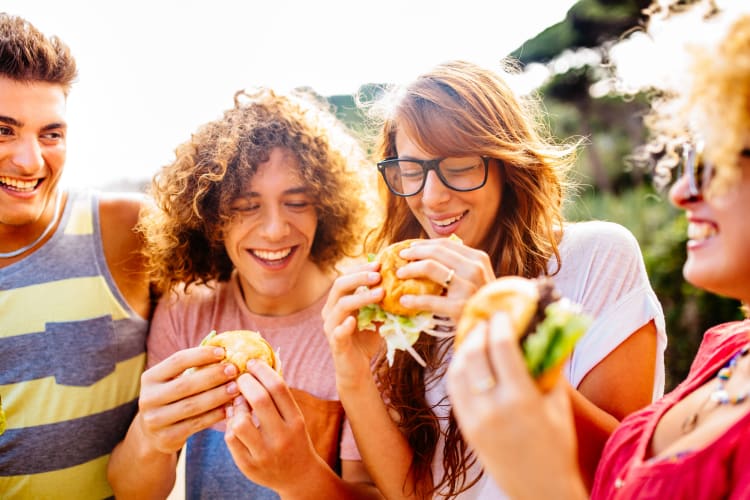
[324,0,745,391]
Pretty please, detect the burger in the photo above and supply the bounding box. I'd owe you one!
[357,239,447,367]
[201,329,281,374]
[455,276,590,391]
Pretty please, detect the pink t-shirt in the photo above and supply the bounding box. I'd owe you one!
[592,320,750,499]
[147,273,360,461]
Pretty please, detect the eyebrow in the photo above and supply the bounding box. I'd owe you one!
[245,186,310,197]
[0,115,21,127]
[0,115,67,131]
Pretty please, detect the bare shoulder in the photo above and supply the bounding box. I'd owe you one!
[98,191,155,319]
[98,191,152,230]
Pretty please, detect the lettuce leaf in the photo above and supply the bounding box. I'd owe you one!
[522,299,590,377]
[358,304,435,366]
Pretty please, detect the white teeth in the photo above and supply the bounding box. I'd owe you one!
[687,222,717,241]
[433,214,463,227]
[252,248,292,261]
[0,176,39,192]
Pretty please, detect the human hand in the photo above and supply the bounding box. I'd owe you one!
[135,346,239,454]
[225,361,326,494]
[321,261,385,391]
[396,237,495,322]
[447,313,586,499]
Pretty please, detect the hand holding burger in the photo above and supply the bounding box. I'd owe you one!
[454,276,590,391]
[201,329,282,374]
[357,239,449,367]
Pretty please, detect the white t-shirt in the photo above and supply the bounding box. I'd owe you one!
[428,220,667,499]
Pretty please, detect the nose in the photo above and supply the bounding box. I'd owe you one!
[12,136,45,174]
[259,206,290,241]
[420,170,451,207]
[668,171,702,208]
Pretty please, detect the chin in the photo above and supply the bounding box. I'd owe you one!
[684,263,730,298]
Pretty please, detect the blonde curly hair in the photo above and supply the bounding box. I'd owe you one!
[140,88,374,293]
[632,1,750,193]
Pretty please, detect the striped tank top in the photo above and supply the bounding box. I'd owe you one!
[0,190,148,499]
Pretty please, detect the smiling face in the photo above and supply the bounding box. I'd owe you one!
[0,77,67,241]
[669,153,750,304]
[223,147,324,314]
[395,128,502,248]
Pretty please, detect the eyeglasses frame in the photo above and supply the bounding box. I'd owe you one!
[376,156,491,197]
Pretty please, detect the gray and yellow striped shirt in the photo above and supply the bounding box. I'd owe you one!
[0,190,148,499]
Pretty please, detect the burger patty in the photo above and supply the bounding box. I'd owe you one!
[519,277,561,342]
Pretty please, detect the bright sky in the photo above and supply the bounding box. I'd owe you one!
[4,0,576,189]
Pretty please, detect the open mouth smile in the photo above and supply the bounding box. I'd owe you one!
[0,176,41,193]
[249,246,297,266]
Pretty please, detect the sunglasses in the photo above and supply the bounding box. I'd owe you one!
[680,143,750,197]
[680,142,713,198]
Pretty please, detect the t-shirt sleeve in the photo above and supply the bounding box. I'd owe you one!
[556,221,667,398]
[146,292,192,369]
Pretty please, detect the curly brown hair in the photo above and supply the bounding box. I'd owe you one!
[140,88,374,293]
[0,12,77,93]
[363,60,580,496]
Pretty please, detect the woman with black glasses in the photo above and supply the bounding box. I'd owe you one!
[322,59,666,497]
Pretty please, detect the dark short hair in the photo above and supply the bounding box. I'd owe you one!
[0,13,77,93]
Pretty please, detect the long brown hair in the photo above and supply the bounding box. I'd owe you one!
[365,60,580,496]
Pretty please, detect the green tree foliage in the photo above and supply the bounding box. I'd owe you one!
[510,0,651,64]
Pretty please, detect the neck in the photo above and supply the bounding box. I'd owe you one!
[237,263,334,316]
[0,190,64,261]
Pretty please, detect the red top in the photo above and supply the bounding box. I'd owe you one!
[591,320,750,499]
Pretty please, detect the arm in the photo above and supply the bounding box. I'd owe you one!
[573,320,657,488]
[321,263,428,498]
[99,193,154,319]
[447,313,588,500]
[108,346,239,498]
[225,363,382,499]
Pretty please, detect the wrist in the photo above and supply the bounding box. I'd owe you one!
[276,455,338,500]
[132,412,181,459]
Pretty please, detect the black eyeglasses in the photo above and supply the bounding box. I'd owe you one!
[377,156,491,197]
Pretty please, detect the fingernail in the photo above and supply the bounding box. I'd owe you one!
[234,395,245,407]
[225,405,234,418]
[368,272,380,282]
[370,287,382,298]
[400,295,414,307]
[226,382,238,395]
[224,364,237,377]
[214,348,225,358]
[245,359,257,371]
